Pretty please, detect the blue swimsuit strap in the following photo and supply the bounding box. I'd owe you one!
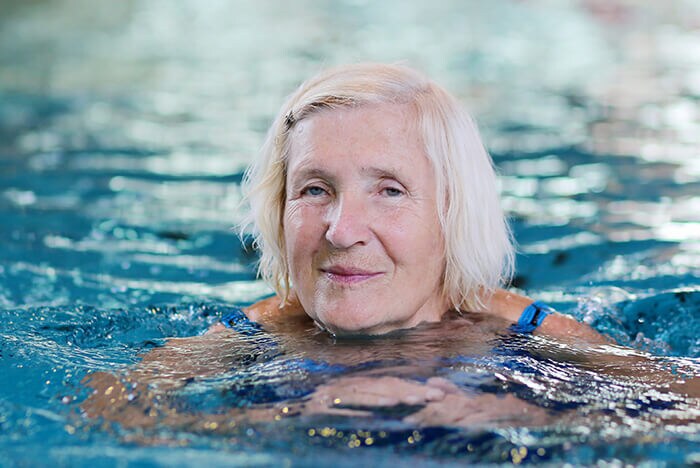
[220,306,266,336]
[512,300,554,334]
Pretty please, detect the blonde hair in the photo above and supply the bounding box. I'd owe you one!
[241,63,514,312]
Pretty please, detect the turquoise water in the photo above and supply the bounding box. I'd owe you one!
[1,0,699,465]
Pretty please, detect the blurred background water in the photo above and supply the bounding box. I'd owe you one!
[1,0,699,465]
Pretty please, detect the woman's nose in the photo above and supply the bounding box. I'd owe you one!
[324,194,371,249]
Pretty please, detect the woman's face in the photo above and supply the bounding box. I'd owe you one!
[283,103,448,335]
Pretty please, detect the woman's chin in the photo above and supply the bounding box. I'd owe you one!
[313,307,389,336]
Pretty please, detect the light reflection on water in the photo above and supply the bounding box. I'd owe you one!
[0,0,699,465]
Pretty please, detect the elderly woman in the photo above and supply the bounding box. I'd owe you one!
[210,62,604,342]
[82,63,697,433]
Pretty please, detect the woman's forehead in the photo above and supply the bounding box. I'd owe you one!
[290,102,417,140]
[286,103,426,169]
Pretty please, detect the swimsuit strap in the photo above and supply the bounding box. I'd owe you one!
[512,301,554,333]
[220,306,265,336]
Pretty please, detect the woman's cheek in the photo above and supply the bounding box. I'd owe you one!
[285,201,324,241]
[375,202,422,232]
[284,201,306,228]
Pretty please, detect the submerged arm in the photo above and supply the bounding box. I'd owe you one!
[488,289,699,399]
[80,330,249,428]
[81,296,310,429]
[487,288,611,344]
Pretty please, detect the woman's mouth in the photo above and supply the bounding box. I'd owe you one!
[321,266,383,284]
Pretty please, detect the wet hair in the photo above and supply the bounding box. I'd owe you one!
[241,62,514,312]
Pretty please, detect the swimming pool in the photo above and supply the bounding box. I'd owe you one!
[1,0,699,465]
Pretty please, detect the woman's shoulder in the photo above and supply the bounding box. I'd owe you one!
[245,295,307,324]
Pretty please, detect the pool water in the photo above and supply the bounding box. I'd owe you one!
[1,0,699,465]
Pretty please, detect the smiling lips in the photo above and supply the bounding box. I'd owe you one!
[320,266,383,284]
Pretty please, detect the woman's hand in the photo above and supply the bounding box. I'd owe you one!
[301,375,451,417]
[300,375,551,428]
[404,391,551,428]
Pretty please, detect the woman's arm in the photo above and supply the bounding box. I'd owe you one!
[82,296,310,428]
[487,288,612,344]
[80,330,251,427]
[486,289,699,398]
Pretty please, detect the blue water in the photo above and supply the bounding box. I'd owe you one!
[1,0,699,465]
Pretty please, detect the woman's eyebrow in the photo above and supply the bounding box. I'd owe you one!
[361,166,406,180]
[288,167,334,183]
[287,165,406,183]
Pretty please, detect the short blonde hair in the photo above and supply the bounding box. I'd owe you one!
[241,63,514,312]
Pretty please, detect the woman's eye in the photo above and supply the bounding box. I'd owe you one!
[302,186,328,197]
[382,187,404,197]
